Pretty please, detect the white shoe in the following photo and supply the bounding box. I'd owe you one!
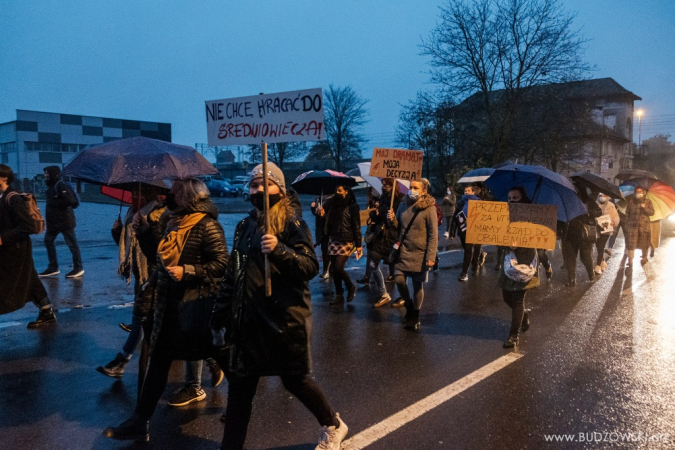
[594,265,602,275]
[444,231,450,238]
[316,413,348,450]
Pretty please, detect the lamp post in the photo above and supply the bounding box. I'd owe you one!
[636,109,643,154]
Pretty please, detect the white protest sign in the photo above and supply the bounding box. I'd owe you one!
[205,88,324,146]
[369,148,423,181]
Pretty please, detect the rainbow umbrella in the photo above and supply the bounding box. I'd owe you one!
[619,179,675,221]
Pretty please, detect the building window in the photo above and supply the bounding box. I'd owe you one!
[39,152,62,163]
[16,120,38,132]
[103,118,123,128]
[0,142,16,153]
[83,126,103,136]
[25,142,84,152]
[0,153,7,164]
[38,132,61,143]
[60,114,82,125]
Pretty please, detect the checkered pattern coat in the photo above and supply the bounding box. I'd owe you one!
[624,198,655,251]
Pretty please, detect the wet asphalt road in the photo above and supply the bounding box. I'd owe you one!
[2,201,675,449]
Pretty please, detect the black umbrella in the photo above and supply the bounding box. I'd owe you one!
[62,136,218,185]
[291,169,357,196]
[614,168,658,181]
[570,172,623,199]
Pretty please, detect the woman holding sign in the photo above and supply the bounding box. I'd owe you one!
[387,178,438,331]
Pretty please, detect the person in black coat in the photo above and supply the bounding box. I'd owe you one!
[0,164,56,328]
[103,178,228,443]
[39,165,84,278]
[311,194,333,279]
[561,187,602,286]
[213,162,348,450]
[319,184,362,305]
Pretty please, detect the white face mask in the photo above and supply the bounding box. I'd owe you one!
[636,193,644,200]
[409,190,420,200]
[598,196,607,204]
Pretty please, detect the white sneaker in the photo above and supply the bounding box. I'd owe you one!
[594,265,602,275]
[316,413,348,450]
[444,231,450,238]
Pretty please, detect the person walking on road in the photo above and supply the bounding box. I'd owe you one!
[103,178,228,443]
[310,195,332,279]
[96,188,165,380]
[624,185,655,267]
[319,184,362,305]
[441,186,456,238]
[0,164,57,328]
[499,188,540,348]
[387,178,438,331]
[450,185,484,281]
[594,193,620,274]
[560,188,602,286]
[39,165,84,278]
[213,163,348,450]
[367,178,403,307]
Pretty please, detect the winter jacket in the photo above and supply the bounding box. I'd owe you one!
[0,188,48,314]
[391,194,438,273]
[625,197,655,251]
[148,199,228,361]
[449,194,480,238]
[367,191,403,257]
[213,205,319,377]
[324,198,361,246]
[596,200,620,229]
[44,167,78,232]
[310,195,332,244]
[441,192,456,217]
[562,199,602,244]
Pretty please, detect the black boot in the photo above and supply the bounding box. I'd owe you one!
[521,309,531,333]
[102,414,149,442]
[27,307,56,329]
[404,309,420,331]
[96,352,129,378]
[503,335,518,348]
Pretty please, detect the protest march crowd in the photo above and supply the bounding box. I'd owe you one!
[0,159,664,449]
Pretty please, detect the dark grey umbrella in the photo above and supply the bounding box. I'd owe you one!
[62,136,218,184]
[614,168,658,181]
[570,172,624,199]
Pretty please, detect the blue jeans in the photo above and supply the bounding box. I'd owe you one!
[185,360,203,389]
[122,313,145,356]
[367,251,386,296]
[44,227,83,271]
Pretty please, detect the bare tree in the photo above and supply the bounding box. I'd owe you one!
[309,84,369,171]
[268,142,307,170]
[422,0,591,165]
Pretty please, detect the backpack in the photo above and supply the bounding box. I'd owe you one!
[5,192,45,234]
[56,180,80,209]
[434,202,443,226]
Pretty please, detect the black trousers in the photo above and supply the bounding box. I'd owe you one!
[562,237,594,282]
[330,254,353,295]
[502,289,526,337]
[459,234,482,274]
[221,374,337,450]
[595,234,610,265]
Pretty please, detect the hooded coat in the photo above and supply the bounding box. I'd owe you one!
[213,201,319,377]
[148,198,228,361]
[391,193,438,273]
[43,166,78,232]
[0,187,48,314]
[367,191,403,258]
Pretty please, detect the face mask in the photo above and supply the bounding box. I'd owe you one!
[250,192,282,210]
[165,192,178,211]
[598,197,607,204]
[636,193,644,200]
[408,190,420,200]
[447,190,452,195]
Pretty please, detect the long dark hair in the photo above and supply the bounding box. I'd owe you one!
[335,184,356,205]
[508,186,532,204]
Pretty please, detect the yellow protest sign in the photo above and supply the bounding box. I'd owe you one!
[369,148,423,181]
[465,200,557,250]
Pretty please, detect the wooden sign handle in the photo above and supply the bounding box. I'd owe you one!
[262,142,272,297]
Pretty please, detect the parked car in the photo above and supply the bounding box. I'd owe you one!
[205,179,238,197]
[242,181,251,201]
[229,179,247,196]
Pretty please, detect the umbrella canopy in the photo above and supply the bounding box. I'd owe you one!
[615,168,659,181]
[458,167,495,184]
[291,169,357,196]
[619,179,675,221]
[63,137,218,185]
[356,162,410,195]
[485,164,587,222]
[570,172,623,199]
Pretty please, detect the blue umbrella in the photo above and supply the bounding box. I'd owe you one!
[485,164,587,222]
[458,167,495,184]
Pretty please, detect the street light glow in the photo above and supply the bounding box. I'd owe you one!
[636,109,644,117]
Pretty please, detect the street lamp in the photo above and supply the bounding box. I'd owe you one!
[636,109,643,154]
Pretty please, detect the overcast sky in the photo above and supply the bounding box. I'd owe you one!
[1,0,673,159]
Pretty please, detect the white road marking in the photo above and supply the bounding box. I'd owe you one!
[0,322,22,329]
[437,249,462,255]
[342,352,523,449]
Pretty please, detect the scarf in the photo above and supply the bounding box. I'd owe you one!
[157,212,206,269]
[118,200,158,285]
